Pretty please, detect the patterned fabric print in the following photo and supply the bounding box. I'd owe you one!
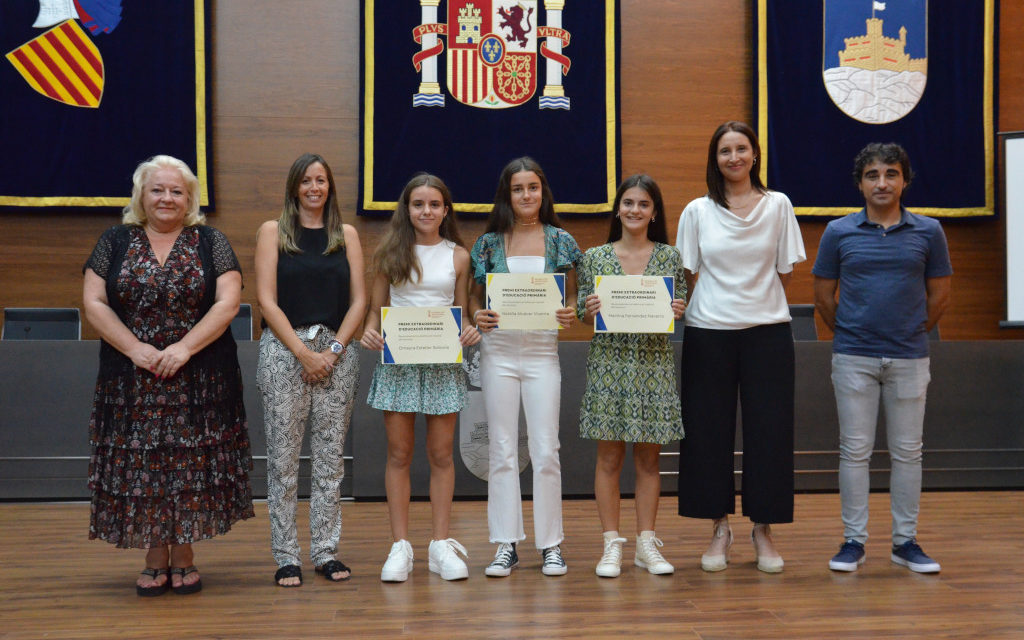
[367,360,466,414]
[86,226,254,548]
[470,225,583,285]
[577,243,685,444]
[258,328,359,567]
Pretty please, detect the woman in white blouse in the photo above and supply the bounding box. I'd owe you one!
[675,121,806,574]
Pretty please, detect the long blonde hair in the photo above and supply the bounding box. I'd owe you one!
[121,155,205,227]
[277,153,346,254]
[373,174,464,286]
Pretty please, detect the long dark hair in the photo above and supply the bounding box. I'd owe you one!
[278,153,345,254]
[372,173,464,286]
[485,157,563,234]
[607,174,668,244]
[705,121,767,208]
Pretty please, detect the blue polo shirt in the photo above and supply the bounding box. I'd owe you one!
[812,208,952,359]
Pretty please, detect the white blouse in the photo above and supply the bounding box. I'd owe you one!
[675,191,805,330]
[390,240,457,307]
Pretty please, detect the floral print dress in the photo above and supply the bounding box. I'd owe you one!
[85,225,254,548]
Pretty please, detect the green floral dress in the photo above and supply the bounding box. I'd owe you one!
[576,243,685,444]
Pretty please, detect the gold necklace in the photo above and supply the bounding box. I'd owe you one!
[728,190,758,211]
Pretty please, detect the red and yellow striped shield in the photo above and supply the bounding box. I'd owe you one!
[5,20,105,108]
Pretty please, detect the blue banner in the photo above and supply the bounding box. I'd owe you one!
[360,0,620,216]
[755,0,995,217]
[0,1,212,211]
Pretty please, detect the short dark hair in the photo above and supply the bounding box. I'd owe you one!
[607,174,668,244]
[852,142,914,188]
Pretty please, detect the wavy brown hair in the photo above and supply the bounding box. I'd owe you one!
[373,173,464,286]
[277,153,346,254]
[485,157,563,234]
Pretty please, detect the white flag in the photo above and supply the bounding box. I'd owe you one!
[873,1,887,10]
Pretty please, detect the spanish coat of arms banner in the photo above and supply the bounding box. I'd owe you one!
[0,1,212,210]
[755,0,996,217]
[360,0,620,215]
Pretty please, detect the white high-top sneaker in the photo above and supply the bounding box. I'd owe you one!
[634,530,674,575]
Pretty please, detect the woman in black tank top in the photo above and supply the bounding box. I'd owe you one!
[254,153,367,587]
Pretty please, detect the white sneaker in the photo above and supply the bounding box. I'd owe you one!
[381,539,414,582]
[428,538,469,581]
[634,531,674,575]
[595,534,627,578]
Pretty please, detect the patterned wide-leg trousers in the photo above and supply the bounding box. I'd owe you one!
[257,326,359,568]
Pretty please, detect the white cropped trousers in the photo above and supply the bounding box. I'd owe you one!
[481,330,564,550]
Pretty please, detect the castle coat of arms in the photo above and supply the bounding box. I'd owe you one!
[412,0,572,110]
[823,0,928,124]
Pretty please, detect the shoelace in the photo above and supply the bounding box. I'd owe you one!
[542,546,565,567]
[388,541,412,560]
[900,541,924,556]
[490,543,515,566]
[599,537,627,565]
[438,538,468,559]
[638,536,667,562]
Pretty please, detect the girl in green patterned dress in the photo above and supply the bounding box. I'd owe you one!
[577,175,687,578]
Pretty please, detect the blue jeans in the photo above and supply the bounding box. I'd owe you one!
[831,353,930,545]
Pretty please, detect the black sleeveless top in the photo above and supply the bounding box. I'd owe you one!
[274,227,351,332]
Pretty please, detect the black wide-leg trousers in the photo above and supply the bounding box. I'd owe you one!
[677,322,795,523]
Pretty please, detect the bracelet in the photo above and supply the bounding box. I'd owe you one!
[473,309,483,321]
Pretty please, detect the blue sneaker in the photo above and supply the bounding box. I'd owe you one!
[829,540,866,572]
[891,540,941,573]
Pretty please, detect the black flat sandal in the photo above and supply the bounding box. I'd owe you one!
[136,568,170,597]
[315,560,352,582]
[170,565,203,595]
[274,564,303,587]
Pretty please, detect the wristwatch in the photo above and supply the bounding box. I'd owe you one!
[328,340,345,355]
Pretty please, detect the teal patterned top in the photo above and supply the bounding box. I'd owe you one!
[470,224,582,285]
[576,242,685,444]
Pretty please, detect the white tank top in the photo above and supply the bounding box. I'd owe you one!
[390,240,457,307]
[506,255,544,274]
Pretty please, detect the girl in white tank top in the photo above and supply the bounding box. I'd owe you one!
[361,174,480,583]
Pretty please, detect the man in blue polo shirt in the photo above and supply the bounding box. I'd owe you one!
[813,142,952,574]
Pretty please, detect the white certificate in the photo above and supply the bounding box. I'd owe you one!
[594,275,675,333]
[486,273,566,330]
[381,306,463,364]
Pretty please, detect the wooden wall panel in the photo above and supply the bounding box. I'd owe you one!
[1,1,1020,341]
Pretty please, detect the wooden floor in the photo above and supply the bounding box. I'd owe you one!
[2,492,1023,639]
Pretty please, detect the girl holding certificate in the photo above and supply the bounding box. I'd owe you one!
[360,174,480,583]
[675,122,805,574]
[577,175,687,578]
[470,157,582,578]
[256,153,365,587]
